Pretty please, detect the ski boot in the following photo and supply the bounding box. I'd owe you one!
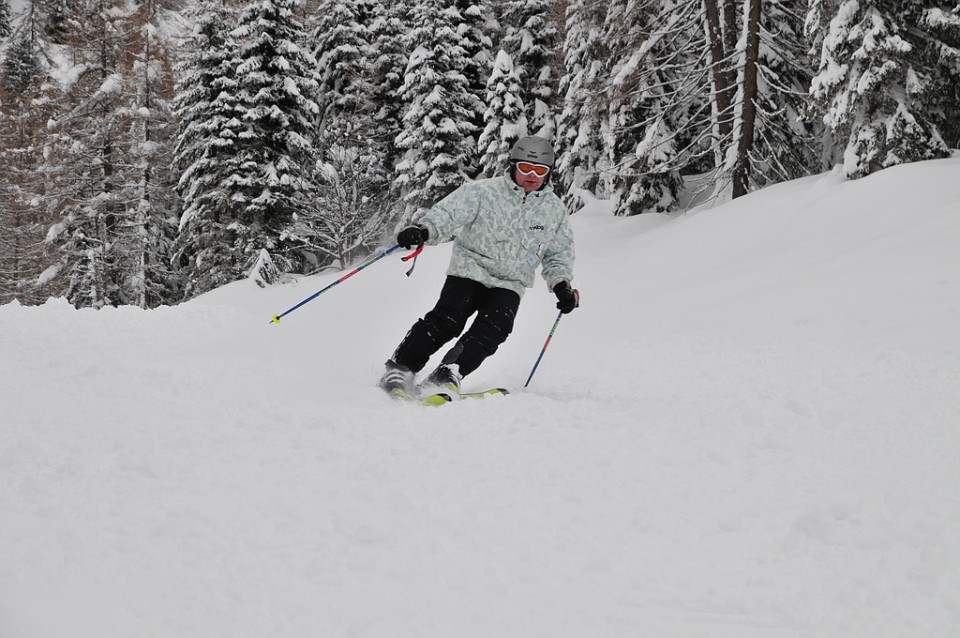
[378,360,416,400]
[420,363,462,396]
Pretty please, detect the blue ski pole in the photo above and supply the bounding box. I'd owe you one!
[524,311,564,387]
[270,243,423,324]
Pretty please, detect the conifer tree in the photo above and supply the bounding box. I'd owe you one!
[172,2,247,298]
[555,0,609,206]
[310,0,379,146]
[395,0,479,219]
[477,49,526,177]
[1,0,48,102]
[368,1,409,177]
[224,0,319,278]
[2,38,43,92]
[499,0,560,137]
[808,0,953,178]
[39,0,76,43]
[559,0,818,210]
[918,2,960,149]
[745,0,818,188]
[637,0,713,179]
[638,0,817,201]
[452,0,493,174]
[0,0,12,40]
[601,0,683,215]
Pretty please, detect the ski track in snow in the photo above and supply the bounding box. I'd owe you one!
[3,160,960,638]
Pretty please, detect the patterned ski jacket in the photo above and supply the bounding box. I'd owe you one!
[417,175,575,297]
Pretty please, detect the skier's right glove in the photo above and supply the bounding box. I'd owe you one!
[553,282,580,314]
[397,225,428,249]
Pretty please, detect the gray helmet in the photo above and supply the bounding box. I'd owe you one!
[509,136,555,167]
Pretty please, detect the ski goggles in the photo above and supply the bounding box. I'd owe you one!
[515,161,551,177]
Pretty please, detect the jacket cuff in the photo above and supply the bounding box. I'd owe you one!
[418,220,439,245]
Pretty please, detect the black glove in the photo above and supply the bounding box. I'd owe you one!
[397,225,428,249]
[553,282,580,314]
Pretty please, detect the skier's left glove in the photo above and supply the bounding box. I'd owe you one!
[553,282,580,314]
[397,225,428,249]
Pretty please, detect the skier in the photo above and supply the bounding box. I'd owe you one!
[379,136,579,398]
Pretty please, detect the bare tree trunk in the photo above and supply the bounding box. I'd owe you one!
[137,32,153,309]
[733,0,761,198]
[703,0,736,146]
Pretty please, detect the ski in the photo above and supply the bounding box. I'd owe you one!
[386,387,508,406]
[455,387,510,400]
[421,392,454,406]
[388,388,453,406]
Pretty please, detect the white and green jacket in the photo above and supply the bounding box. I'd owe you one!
[417,175,575,297]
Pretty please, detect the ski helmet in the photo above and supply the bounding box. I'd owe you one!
[509,136,556,167]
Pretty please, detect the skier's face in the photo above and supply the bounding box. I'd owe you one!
[513,162,550,193]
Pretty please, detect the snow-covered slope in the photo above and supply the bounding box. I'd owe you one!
[2,160,959,638]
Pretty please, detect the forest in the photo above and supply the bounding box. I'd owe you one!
[1,0,958,308]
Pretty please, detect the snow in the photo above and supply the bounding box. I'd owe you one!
[925,7,960,29]
[35,265,60,287]
[49,62,90,93]
[3,159,960,638]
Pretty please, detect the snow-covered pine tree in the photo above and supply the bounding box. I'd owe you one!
[395,0,479,220]
[172,1,248,299]
[556,0,819,211]
[2,35,44,94]
[807,0,953,178]
[0,0,12,39]
[911,2,960,151]
[309,0,378,145]
[555,0,609,209]
[606,0,815,204]
[642,0,713,180]
[477,49,526,177]
[369,0,409,177]
[743,0,818,189]
[600,0,683,215]
[453,0,493,175]
[499,0,560,138]
[39,0,75,43]
[226,0,319,275]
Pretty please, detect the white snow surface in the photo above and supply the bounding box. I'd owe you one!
[3,160,960,638]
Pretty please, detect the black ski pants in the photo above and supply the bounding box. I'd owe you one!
[392,276,521,377]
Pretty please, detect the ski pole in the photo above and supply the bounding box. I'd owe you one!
[270,243,421,324]
[524,310,564,387]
